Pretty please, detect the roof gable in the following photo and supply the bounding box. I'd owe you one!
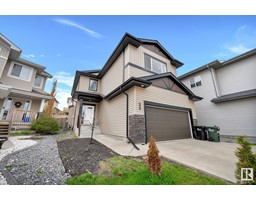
[141,72,203,101]
[97,33,183,78]
[151,77,186,95]
[141,44,168,59]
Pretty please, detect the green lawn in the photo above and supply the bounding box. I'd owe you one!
[10,130,34,135]
[66,156,227,185]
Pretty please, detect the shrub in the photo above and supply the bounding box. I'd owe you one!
[235,136,256,185]
[31,116,60,134]
[147,136,161,175]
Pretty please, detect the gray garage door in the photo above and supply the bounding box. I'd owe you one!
[145,106,192,142]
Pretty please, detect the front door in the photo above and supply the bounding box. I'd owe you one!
[82,105,95,125]
[0,97,13,120]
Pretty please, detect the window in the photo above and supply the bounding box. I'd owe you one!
[190,76,202,88]
[144,54,167,74]
[11,64,22,77]
[34,75,43,88]
[9,62,33,81]
[89,79,98,91]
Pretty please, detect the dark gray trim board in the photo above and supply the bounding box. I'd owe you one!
[144,101,194,144]
[73,91,103,102]
[124,62,157,75]
[211,88,256,103]
[104,77,151,100]
[179,48,256,80]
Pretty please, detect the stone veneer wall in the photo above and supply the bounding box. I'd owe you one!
[128,114,145,143]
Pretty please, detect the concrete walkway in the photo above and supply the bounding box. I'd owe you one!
[93,134,256,183]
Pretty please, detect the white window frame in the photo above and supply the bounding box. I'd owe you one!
[7,61,34,82]
[190,75,202,88]
[144,54,167,74]
[33,75,44,89]
[88,79,98,91]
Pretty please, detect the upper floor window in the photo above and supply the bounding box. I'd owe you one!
[190,76,202,88]
[89,79,98,91]
[34,75,43,88]
[145,54,167,74]
[8,62,33,81]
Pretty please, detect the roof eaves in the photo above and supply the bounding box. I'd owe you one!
[178,60,220,79]
[104,77,151,100]
[211,89,256,103]
[97,33,142,78]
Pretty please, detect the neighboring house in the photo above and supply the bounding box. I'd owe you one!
[70,33,202,144]
[179,49,256,141]
[45,98,60,115]
[0,34,52,130]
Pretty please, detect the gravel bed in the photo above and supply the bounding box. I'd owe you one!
[58,138,118,176]
[1,134,71,185]
[0,136,37,185]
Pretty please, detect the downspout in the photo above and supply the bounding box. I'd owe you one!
[120,86,140,150]
[206,65,220,97]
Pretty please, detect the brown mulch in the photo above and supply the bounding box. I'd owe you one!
[57,138,118,176]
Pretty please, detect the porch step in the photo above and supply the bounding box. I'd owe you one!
[0,121,10,136]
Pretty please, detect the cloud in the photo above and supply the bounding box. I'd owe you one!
[24,54,35,58]
[227,44,251,54]
[56,53,62,57]
[214,24,255,58]
[54,18,102,39]
[53,71,74,88]
[55,88,71,110]
[40,54,45,57]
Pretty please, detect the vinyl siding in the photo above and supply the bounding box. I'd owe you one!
[127,44,176,76]
[0,60,35,91]
[216,56,256,95]
[77,76,90,92]
[135,86,197,119]
[181,68,256,137]
[98,93,126,137]
[124,64,154,81]
[100,52,123,95]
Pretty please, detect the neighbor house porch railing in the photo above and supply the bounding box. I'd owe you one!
[11,109,39,126]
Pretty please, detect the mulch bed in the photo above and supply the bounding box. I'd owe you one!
[57,138,118,176]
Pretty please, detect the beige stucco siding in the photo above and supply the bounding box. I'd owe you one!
[30,99,41,112]
[32,77,47,93]
[0,42,10,78]
[99,94,126,137]
[135,86,197,119]
[0,60,35,91]
[100,52,123,95]
[126,44,176,76]
[77,76,90,92]
[216,56,256,95]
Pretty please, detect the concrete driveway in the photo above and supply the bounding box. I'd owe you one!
[94,135,255,183]
[156,139,239,183]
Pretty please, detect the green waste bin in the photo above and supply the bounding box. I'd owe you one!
[205,126,220,142]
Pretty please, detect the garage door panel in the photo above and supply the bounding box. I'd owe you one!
[146,106,191,141]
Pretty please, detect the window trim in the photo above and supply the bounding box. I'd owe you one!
[33,75,44,89]
[88,79,98,91]
[7,61,34,82]
[144,53,167,74]
[190,75,202,88]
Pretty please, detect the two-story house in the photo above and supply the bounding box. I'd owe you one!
[179,49,256,142]
[0,34,52,130]
[70,33,202,144]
